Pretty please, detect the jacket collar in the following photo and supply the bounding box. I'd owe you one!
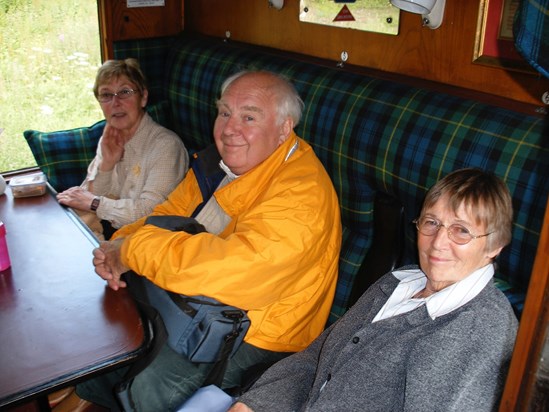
[214,132,300,216]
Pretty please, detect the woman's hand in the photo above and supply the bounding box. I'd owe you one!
[57,187,96,211]
[99,123,126,171]
[228,402,255,412]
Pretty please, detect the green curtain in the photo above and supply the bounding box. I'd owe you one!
[514,0,549,78]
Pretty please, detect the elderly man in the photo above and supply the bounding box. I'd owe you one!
[55,70,342,411]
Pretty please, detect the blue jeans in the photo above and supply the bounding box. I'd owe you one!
[76,342,290,411]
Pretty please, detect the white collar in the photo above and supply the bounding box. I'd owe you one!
[218,138,299,179]
[373,264,495,322]
[219,160,239,180]
[284,138,299,161]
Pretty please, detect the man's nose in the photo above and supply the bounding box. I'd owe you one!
[222,116,239,134]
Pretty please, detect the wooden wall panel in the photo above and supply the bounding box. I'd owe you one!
[99,0,183,60]
[184,0,549,111]
[500,199,549,411]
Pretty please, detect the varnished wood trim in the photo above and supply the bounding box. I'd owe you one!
[500,198,549,411]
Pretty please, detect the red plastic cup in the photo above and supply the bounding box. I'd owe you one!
[0,221,11,271]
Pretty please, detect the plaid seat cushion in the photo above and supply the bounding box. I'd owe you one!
[158,34,548,323]
[24,120,105,192]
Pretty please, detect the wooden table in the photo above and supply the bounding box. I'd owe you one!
[0,185,149,409]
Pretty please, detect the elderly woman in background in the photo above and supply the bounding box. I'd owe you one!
[231,167,518,412]
[57,58,188,239]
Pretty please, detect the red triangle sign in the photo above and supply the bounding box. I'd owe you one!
[333,5,356,22]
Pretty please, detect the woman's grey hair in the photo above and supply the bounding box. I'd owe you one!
[93,58,147,98]
[220,70,304,127]
[421,168,513,252]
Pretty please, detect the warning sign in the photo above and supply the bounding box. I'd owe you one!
[333,5,356,22]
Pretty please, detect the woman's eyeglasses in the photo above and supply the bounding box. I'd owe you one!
[413,216,492,245]
[97,88,138,103]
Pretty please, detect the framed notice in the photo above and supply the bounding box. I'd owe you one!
[127,0,165,8]
[473,0,535,73]
[299,0,400,36]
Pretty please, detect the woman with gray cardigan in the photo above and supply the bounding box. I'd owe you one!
[230,168,518,412]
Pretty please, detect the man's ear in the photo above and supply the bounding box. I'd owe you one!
[278,118,294,144]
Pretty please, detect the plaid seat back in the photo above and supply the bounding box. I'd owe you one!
[113,37,175,129]
[124,34,548,322]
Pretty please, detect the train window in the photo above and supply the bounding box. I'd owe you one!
[0,0,103,174]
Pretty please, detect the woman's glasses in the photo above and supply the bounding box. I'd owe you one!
[97,88,138,103]
[413,216,492,245]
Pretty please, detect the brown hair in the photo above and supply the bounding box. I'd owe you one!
[93,58,147,98]
[421,168,513,251]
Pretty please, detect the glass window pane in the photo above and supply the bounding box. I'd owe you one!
[0,0,103,173]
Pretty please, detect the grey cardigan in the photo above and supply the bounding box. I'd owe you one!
[238,266,518,412]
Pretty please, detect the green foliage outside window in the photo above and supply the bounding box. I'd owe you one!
[0,0,103,173]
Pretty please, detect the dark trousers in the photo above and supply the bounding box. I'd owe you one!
[77,341,290,411]
[100,219,117,240]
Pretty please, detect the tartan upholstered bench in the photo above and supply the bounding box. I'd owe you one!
[25,33,548,325]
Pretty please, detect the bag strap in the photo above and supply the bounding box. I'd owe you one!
[167,292,227,317]
[202,309,246,387]
[114,272,169,412]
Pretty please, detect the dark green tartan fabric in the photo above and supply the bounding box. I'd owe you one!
[113,36,177,107]
[24,120,105,192]
[514,0,549,78]
[109,34,547,324]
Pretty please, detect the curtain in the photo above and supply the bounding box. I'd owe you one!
[514,0,549,78]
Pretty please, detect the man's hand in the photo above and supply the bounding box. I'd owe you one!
[92,238,130,290]
[228,402,255,412]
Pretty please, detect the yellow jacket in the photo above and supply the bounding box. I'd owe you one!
[114,133,342,352]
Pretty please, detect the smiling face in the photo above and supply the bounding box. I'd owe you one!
[213,72,292,175]
[97,76,148,138]
[417,196,503,292]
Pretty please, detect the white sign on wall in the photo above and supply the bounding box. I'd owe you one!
[127,0,165,8]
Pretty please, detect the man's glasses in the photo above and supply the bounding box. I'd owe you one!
[97,88,138,103]
[413,216,492,245]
